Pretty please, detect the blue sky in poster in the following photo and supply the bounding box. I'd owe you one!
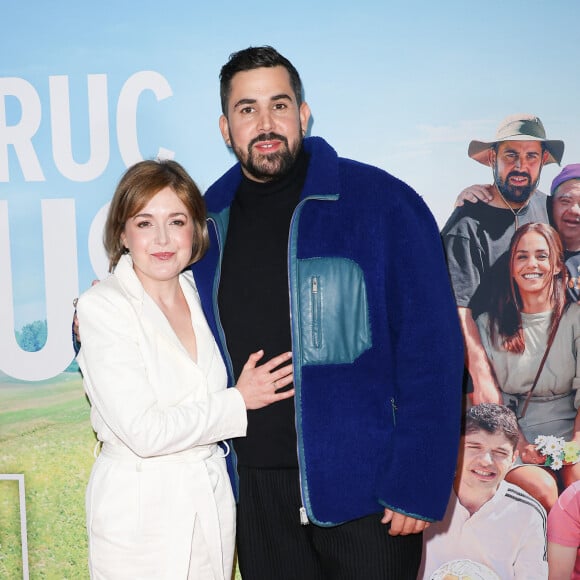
[1,0,580,335]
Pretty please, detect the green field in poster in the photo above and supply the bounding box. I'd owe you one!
[0,373,93,579]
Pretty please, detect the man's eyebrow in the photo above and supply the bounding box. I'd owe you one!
[232,94,293,110]
[232,97,257,110]
[270,93,293,101]
[502,147,540,155]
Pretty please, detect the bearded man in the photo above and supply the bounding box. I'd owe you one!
[441,114,564,405]
[191,45,464,580]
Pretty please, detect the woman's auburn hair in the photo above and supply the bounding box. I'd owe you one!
[103,159,209,272]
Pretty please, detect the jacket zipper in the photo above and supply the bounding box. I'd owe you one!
[311,276,321,349]
[288,195,338,525]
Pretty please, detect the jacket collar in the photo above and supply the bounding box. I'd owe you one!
[113,254,210,366]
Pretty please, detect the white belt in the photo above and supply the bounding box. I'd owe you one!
[99,441,219,467]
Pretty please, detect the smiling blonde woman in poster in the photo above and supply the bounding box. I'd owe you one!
[75,159,294,580]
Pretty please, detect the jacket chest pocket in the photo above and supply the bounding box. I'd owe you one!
[297,257,372,365]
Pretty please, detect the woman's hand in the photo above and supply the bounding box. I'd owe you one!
[235,350,294,410]
[519,441,545,465]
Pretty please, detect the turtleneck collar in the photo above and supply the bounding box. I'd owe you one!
[235,147,309,208]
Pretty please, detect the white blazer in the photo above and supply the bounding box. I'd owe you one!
[76,254,247,580]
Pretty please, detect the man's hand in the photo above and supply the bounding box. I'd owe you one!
[73,310,80,344]
[381,508,430,536]
[455,184,494,207]
[73,279,100,345]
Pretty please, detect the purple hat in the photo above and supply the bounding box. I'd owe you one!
[551,163,580,194]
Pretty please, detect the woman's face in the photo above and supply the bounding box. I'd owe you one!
[120,186,194,288]
[511,231,555,297]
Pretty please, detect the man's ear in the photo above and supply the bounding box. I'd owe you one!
[299,102,311,136]
[542,149,550,165]
[219,115,231,146]
[512,449,519,465]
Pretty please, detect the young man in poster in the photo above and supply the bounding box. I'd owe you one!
[420,403,548,579]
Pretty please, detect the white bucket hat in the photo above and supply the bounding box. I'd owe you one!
[468,113,564,167]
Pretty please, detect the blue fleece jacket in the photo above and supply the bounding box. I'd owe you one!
[191,136,464,525]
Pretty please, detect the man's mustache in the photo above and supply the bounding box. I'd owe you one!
[248,133,288,151]
[507,171,531,182]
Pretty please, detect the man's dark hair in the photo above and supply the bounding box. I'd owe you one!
[463,403,519,450]
[219,45,303,115]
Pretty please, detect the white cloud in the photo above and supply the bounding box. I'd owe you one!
[404,119,496,147]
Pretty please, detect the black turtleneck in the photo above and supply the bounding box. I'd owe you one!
[218,149,309,468]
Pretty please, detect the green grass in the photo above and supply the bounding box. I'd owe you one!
[0,373,94,579]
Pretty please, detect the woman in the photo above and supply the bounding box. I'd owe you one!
[476,222,580,511]
[76,159,294,579]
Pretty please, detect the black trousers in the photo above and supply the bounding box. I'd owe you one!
[236,466,422,580]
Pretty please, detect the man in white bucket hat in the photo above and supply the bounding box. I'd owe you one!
[441,113,564,406]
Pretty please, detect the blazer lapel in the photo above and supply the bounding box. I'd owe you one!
[113,254,198,363]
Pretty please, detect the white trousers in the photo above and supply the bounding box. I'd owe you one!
[86,443,236,580]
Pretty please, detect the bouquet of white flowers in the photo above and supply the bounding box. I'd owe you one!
[534,435,580,470]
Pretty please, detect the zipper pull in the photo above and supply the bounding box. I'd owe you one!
[299,506,309,525]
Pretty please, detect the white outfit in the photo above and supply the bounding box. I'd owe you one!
[76,254,247,580]
[419,481,548,579]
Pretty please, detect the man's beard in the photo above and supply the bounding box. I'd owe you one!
[233,132,301,181]
[493,164,540,204]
